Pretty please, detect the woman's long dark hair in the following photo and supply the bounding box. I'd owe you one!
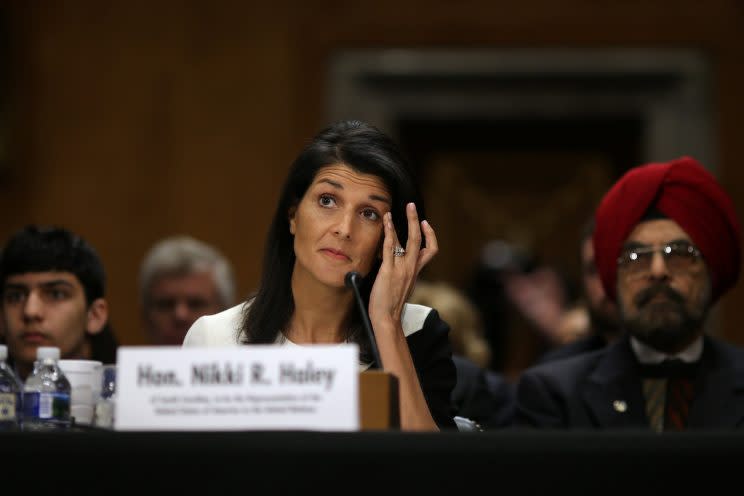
[240,120,423,364]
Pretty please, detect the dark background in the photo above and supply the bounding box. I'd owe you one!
[0,2,742,372]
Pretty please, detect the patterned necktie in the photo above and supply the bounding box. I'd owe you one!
[639,358,697,432]
[665,376,694,431]
[642,378,666,433]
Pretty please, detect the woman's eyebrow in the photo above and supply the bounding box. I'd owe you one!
[368,194,391,205]
[318,178,342,189]
[317,178,391,205]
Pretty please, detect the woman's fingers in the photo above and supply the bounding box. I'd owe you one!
[404,203,421,260]
[381,211,399,268]
[417,219,438,270]
[372,205,438,320]
[384,203,437,273]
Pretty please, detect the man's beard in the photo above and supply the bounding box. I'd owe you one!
[620,282,709,353]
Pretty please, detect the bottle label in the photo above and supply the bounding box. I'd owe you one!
[23,392,70,421]
[0,393,17,421]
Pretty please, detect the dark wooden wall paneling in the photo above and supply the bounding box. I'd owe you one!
[2,1,742,352]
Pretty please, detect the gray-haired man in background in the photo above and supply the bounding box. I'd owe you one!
[140,236,236,345]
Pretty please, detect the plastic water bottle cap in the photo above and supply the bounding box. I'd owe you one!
[36,346,60,360]
[0,344,6,360]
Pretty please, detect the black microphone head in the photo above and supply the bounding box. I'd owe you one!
[345,271,361,289]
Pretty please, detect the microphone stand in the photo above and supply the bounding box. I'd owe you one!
[345,271,383,369]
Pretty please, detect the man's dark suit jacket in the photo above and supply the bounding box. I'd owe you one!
[452,355,515,429]
[536,333,608,364]
[515,334,744,429]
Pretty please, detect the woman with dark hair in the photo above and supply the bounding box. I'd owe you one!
[183,120,456,430]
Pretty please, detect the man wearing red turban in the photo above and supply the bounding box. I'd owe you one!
[515,157,744,431]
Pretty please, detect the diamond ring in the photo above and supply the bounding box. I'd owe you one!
[393,246,406,257]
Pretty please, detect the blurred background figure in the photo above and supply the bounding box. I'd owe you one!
[409,280,515,429]
[466,240,578,380]
[0,225,118,380]
[464,240,531,375]
[502,260,578,347]
[413,280,491,370]
[538,217,621,363]
[139,236,236,346]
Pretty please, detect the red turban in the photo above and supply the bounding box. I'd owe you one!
[593,156,741,303]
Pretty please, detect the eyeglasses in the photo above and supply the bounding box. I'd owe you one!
[617,241,702,278]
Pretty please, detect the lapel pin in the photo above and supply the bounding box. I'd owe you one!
[612,400,627,413]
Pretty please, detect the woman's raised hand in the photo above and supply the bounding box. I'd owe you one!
[368,202,438,326]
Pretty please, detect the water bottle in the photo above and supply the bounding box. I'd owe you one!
[0,344,23,431]
[23,346,72,431]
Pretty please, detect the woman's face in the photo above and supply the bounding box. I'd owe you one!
[289,163,392,289]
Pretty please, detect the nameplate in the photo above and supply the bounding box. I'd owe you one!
[115,345,359,431]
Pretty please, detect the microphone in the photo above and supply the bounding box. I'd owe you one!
[345,271,383,369]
